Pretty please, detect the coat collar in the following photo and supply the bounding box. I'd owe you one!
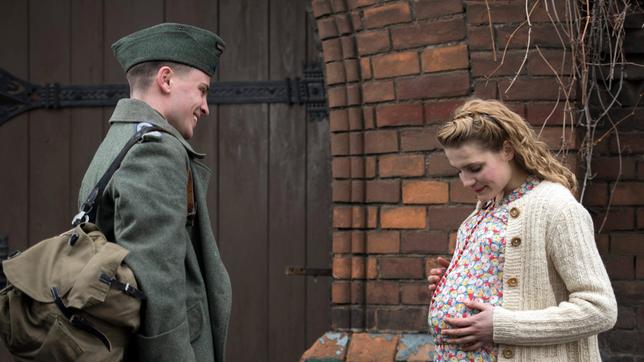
[109,98,205,159]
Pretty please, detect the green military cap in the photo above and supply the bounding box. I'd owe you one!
[112,22,225,76]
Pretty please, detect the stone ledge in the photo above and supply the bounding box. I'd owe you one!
[301,332,435,362]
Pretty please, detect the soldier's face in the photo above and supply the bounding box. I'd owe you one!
[166,68,210,139]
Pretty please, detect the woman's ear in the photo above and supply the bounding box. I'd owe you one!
[502,140,515,161]
[155,66,173,94]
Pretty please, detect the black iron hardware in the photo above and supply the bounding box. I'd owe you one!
[285,265,332,277]
[0,63,327,126]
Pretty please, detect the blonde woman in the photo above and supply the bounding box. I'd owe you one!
[426,99,617,361]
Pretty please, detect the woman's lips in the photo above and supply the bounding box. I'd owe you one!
[473,186,486,193]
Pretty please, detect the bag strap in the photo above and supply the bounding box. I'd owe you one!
[72,125,163,226]
[186,165,196,226]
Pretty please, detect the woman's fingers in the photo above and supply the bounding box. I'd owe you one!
[461,341,484,351]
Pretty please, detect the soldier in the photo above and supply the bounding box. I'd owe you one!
[79,23,231,362]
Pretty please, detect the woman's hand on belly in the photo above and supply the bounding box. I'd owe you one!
[427,256,450,296]
[442,300,494,351]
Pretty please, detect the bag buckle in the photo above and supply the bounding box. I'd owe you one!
[71,210,89,226]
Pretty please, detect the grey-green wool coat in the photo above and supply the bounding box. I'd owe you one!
[78,99,232,362]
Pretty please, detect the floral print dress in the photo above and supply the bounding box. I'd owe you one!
[428,177,539,361]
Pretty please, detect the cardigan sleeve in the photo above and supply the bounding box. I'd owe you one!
[493,200,617,346]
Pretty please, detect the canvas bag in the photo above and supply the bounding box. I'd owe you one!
[0,125,168,361]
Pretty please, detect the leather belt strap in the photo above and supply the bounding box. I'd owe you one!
[99,273,146,300]
[50,287,112,351]
[186,165,196,226]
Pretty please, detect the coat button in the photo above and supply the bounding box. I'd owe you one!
[502,348,514,358]
[507,277,518,287]
[509,207,520,218]
[510,237,521,247]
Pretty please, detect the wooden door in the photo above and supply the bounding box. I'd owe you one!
[0,1,331,361]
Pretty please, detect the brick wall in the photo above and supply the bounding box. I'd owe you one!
[306,0,643,360]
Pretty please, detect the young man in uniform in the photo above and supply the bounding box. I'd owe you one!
[78,23,231,362]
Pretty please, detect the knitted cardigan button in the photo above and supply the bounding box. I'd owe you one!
[509,207,520,218]
[511,237,521,246]
[502,348,514,358]
[507,277,518,287]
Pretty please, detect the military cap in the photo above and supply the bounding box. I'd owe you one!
[112,23,225,76]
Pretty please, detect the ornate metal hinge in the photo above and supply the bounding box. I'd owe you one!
[0,63,327,126]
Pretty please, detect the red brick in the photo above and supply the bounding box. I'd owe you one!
[496,23,566,50]
[367,231,400,253]
[400,128,441,152]
[536,126,577,150]
[427,206,473,230]
[326,61,346,85]
[340,36,357,59]
[330,0,347,12]
[348,0,377,9]
[366,281,399,304]
[346,84,362,106]
[467,1,524,25]
[528,49,572,76]
[397,71,470,100]
[414,0,463,19]
[593,207,635,231]
[366,179,400,203]
[347,333,399,361]
[332,281,351,304]
[346,107,361,130]
[364,129,398,154]
[344,59,360,82]
[375,307,427,330]
[352,256,366,279]
[351,281,365,304]
[352,231,366,253]
[373,51,420,79]
[422,44,469,73]
[333,256,352,279]
[367,256,378,279]
[470,50,526,77]
[611,133,644,154]
[612,182,644,205]
[450,179,477,203]
[363,106,375,129]
[351,11,363,31]
[351,206,367,228]
[365,156,376,178]
[350,156,366,178]
[403,180,449,204]
[333,179,351,202]
[379,256,425,278]
[604,255,635,280]
[333,206,352,228]
[392,18,466,49]
[591,157,637,181]
[596,233,609,255]
[312,0,332,18]
[331,307,350,329]
[331,133,349,155]
[318,17,338,40]
[362,80,395,103]
[401,283,430,305]
[381,207,427,229]
[322,38,343,62]
[376,103,423,127]
[401,230,449,253]
[379,154,425,177]
[637,257,644,279]
[333,157,351,178]
[360,57,372,79]
[351,180,365,203]
[336,14,353,35]
[329,109,349,131]
[473,79,498,99]
[328,86,347,107]
[615,306,637,329]
[356,30,390,55]
[428,152,458,176]
[612,233,644,255]
[468,25,494,51]
[363,2,412,29]
[526,102,572,126]
[582,182,607,207]
[638,208,644,229]
[499,77,568,101]
[333,232,352,253]
[425,100,463,124]
[367,206,378,228]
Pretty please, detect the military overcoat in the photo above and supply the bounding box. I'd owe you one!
[78,99,232,362]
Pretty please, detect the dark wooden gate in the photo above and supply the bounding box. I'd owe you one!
[0,1,331,361]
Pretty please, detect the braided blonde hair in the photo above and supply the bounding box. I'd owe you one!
[436,99,578,194]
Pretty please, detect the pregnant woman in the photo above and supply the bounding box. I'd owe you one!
[427,99,617,361]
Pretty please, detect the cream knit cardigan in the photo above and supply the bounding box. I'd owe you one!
[465,181,617,361]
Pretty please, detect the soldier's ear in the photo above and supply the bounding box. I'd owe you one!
[156,66,173,94]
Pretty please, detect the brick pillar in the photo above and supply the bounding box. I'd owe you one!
[304,0,642,360]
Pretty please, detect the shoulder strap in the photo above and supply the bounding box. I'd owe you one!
[186,165,196,226]
[72,125,163,226]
